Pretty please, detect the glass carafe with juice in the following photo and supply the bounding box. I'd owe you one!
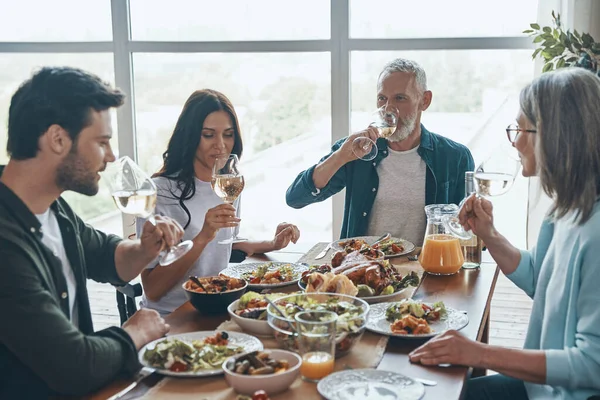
[419,204,470,275]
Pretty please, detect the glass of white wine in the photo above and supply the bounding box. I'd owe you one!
[211,154,247,245]
[449,149,522,239]
[351,105,399,161]
[104,156,194,266]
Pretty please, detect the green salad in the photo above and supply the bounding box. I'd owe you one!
[385,300,447,323]
[143,336,243,373]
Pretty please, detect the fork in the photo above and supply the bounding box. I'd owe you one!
[106,367,156,400]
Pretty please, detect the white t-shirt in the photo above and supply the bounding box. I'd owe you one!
[35,209,78,327]
[136,176,240,315]
[366,146,427,246]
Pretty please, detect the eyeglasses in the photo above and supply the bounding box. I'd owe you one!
[506,124,536,143]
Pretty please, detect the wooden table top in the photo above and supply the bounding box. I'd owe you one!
[87,243,499,400]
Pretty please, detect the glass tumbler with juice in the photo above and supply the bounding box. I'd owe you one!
[295,310,337,382]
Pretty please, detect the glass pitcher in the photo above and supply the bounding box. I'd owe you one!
[419,204,470,275]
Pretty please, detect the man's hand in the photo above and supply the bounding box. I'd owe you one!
[336,126,380,163]
[139,215,185,258]
[270,222,300,251]
[197,203,240,243]
[122,308,170,350]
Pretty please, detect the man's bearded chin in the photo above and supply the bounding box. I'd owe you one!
[387,114,417,143]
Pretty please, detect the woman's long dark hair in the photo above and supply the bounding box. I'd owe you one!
[154,89,243,229]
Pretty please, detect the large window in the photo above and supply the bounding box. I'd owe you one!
[0,0,538,246]
[134,53,332,242]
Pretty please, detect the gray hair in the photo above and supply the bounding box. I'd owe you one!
[520,67,600,224]
[378,58,428,92]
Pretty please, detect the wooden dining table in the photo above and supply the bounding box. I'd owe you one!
[88,242,499,400]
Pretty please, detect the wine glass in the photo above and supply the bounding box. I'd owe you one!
[211,154,247,245]
[351,105,399,161]
[104,156,194,266]
[448,148,522,239]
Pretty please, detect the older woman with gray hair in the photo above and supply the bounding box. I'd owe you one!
[409,67,600,399]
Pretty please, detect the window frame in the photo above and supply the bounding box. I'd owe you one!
[0,0,535,240]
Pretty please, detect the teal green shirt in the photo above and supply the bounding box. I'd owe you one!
[508,204,600,399]
[285,125,474,238]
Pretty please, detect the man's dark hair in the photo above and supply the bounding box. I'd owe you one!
[7,66,125,160]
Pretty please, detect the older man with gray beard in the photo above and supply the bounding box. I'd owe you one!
[286,58,474,245]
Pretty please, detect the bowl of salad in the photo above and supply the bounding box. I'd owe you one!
[228,291,289,337]
[266,293,369,358]
[183,275,248,315]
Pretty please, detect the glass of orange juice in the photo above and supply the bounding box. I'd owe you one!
[294,310,337,382]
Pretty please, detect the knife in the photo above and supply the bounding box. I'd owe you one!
[314,242,334,260]
[107,367,157,400]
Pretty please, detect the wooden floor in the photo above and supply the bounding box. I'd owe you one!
[89,271,533,349]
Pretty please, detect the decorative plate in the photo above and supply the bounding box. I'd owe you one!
[366,301,469,338]
[317,369,425,400]
[138,331,263,377]
[331,236,416,259]
[220,262,309,289]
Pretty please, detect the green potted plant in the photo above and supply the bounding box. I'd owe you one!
[524,11,600,75]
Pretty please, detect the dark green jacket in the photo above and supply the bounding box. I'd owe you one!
[0,175,140,398]
[286,125,474,239]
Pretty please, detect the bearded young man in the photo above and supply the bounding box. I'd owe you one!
[0,67,185,398]
[286,58,474,245]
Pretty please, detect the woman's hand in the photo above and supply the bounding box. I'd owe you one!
[197,203,240,243]
[270,223,301,251]
[408,330,486,368]
[459,195,496,241]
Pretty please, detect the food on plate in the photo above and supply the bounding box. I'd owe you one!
[143,332,243,372]
[331,248,382,268]
[185,276,246,293]
[234,291,287,320]
[300,264,332,285]
[241,262,297,284]
[228,351,290,375]
[372,238,406,256]
[385,300,447,335]
[304,272,358,297]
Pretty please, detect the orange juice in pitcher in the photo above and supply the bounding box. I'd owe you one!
[419,204,469,275]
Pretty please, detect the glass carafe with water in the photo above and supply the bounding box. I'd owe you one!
[419,204,470,275]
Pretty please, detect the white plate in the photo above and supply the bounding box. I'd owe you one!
[297,280,410,304]
[366,301,469,338]
[332,236,416,258]
[317,369,425,400]
[138,331,263,377]
[220,262,309,289]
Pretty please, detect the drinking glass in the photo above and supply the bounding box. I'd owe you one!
[211,154,247,245]
[351,105,399,161]
[448,148,522,240]
[295,310,337,382]
[104,156,193,266]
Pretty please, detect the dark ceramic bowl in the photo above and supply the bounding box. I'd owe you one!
[183,276,248,315]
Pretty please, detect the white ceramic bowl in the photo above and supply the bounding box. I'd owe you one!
[227,299,273,337]
[223,349,302,396]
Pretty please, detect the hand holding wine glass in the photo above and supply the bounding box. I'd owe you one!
[211,154,247,244]
[351,105,399,161]
[104,156,193,266]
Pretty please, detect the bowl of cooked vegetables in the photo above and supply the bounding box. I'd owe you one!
[183,275,248,314]
[223,349,301,396]
[267,293,369,358]
[227,291,289,337]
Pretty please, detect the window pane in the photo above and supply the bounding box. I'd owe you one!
[130,0,330,41]
[351,50,533,247]
[0,54,120,233]
[134,53,332,243]
[0,1,112,41]
[350,0,538,38]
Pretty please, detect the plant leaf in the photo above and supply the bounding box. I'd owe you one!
[533,35,544,43]
[531,23,541,30]
[543,27,552,33]
[523,29,534,34]
[542,63,554,72]
[566,56,578,63]
[573,29,581,39]
[556,58,566,68]
[531,48,542,59]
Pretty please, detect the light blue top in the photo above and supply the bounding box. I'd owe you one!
[507,203,600,399]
